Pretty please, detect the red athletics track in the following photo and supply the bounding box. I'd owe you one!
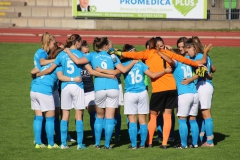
[0,28,240,46]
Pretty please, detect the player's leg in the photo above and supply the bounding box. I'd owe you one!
[114,107,121,141]
[138,90,149,148]
[40,94,57,148]
[128,115,137,149]
[75,109,85,149]
[175,93,192,149]
[197,82,214,147]
[104,89,119,149]
[53,89,61,142]
[94,90,107,148]
[60,85,72,148]
[85,91,96,140]
[189,93,199,148]
[72,84,85,149]
[147,92,163,147]
[31,91,44,148]
[124,92,138,149]
[161,90,177,148]
[114,84,124,141]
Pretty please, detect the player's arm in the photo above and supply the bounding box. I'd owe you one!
[86,64,116,79]
[122,50,149,60]
[95,67,121,75]
[31,68,39,79]
[115,60,138,73]
[211,64,216,73]
[57,71,82,82]
[161,49,198,67]
[31,68,39,75]
[206,64,216,80]
[194,44,212,64]
[157,48,175,66]
[181,74,199,85]
[36,63,57,77]
[64,48,89,65]
[40,58,55,66]
[144,67,172,79]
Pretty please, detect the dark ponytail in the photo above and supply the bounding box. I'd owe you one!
[93,37,109,52]
[65,34,81,48]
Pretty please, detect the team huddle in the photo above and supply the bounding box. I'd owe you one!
[30,32,215,150]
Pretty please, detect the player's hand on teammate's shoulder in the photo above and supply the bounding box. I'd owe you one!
[164,67,172,74]
[64,48,70,53]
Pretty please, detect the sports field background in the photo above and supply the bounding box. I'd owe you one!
[0,43,239,159]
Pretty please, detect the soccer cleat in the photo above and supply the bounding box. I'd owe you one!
[128,146,137,150]
[77,144,87,150]
[188,144,199,148]
[159,145,167,149]
[139,145,145,149]
[35,144,46,149]
[47,144,60,149]
[201,142,214,147]
[60,144,70,149]
[67,134,76,142]
[175,144,187,149]
[94,145,101,149]
[103,146,112,150]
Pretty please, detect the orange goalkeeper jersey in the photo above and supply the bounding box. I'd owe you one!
[123,49,198,93]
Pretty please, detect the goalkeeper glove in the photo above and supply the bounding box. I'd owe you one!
[195,66,208,77]
[109,50,122,57]
[107,47,115,54]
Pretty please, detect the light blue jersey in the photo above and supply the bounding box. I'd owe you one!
[84,50,120,91]
[173,60,197,95]
[54,49,84,90]
[122,60,148,93]
[188,53,213,86]
[31,48,48,89]
[34,48,48,70]
[31,63,61,95]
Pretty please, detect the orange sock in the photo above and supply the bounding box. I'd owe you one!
[162,113,172,146]
[147,114,157,145]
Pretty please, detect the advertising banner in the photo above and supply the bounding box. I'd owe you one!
[72,0,207,19]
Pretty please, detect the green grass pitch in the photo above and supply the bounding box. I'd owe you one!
[0,43,239,160]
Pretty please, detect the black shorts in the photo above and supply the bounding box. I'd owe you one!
[150,90,178,112]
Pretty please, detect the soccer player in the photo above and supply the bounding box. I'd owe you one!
[31,44,81,149]
[182,37,215,147]
[79,40,96,141]
[36,34,88,149]
[158,41,213,148]
[154,36,176,143]
[64,37,138,149]
[110,38,201,148]
[107,39,123,141]
[32,32,55,144]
